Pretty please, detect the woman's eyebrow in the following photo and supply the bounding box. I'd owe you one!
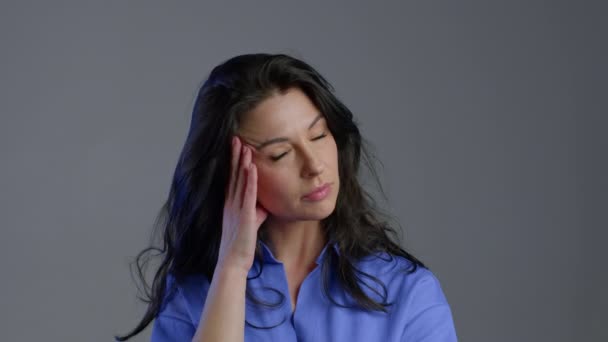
[253,113,324,150]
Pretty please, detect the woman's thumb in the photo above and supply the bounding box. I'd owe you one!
[255,203,268,227]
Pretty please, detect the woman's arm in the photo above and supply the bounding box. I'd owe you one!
[191,264,248,342]
[192,138,266,342]
[399,268,458,341]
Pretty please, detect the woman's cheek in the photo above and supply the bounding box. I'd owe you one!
[256,169,292,210]
[255,168,277,201]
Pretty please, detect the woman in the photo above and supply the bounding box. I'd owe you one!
[114,53,458,341]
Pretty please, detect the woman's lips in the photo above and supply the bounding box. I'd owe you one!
[302,183,332,201]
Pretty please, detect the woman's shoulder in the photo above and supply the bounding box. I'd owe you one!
[354,251,450,307]
[355,250,429,279]
[150,273,211,340]
[158,273,210,323]
[352,252,456,336]
[170,272,211,299]
[167,272,210,293]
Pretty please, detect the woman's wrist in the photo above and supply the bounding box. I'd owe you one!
[214,260,250,280]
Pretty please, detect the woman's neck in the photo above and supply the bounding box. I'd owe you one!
[260,218,327,269]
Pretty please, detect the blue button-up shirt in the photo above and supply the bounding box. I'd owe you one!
[151,240,458,341]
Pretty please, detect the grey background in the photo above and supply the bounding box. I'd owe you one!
[1,1,605,341]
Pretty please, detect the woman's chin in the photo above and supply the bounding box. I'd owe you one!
[266,205,336,223]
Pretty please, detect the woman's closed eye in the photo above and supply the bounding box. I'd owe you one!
[270,133,328,161]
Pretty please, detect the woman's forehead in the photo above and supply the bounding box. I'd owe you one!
[238,88,324,135]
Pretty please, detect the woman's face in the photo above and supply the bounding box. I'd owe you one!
[237,87,340,222]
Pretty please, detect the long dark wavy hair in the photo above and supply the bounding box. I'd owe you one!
[114,52,427,340]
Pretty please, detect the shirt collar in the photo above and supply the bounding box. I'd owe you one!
[258,239,340,265]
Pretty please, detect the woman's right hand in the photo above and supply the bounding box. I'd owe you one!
[217,136,269,275]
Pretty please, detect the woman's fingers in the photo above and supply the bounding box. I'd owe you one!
[242,163,257,212]
[234,146,251,208]
[227,136,257,210]
[227,136,241,201]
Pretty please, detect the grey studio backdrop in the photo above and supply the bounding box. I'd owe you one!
[0,1,605,341]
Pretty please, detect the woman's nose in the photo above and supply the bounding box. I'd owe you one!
[301,149,324,178]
